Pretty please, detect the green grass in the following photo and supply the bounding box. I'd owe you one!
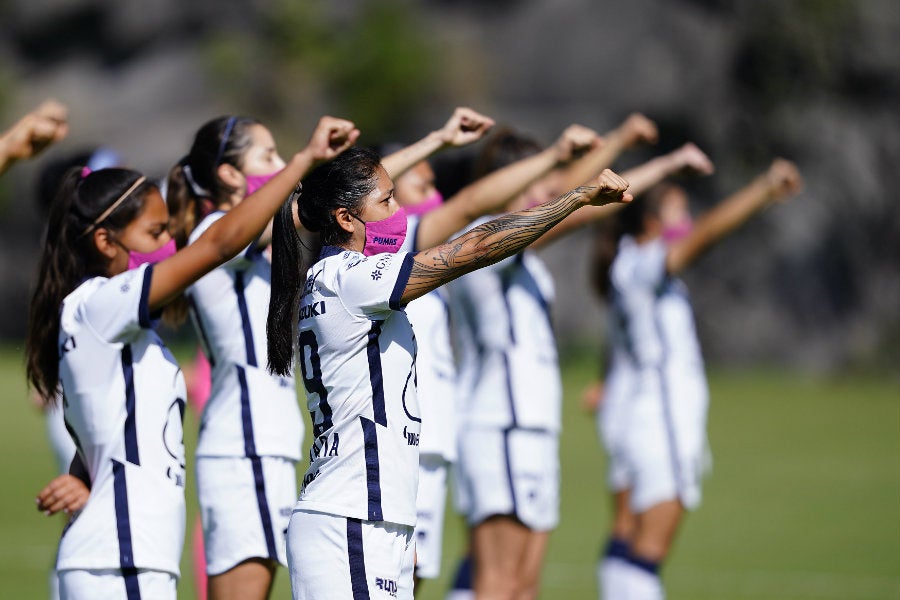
[1,343,898,599]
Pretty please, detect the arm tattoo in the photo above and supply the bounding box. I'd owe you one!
[405,187,595,300]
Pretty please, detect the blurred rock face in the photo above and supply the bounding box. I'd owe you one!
[1,0,897,371]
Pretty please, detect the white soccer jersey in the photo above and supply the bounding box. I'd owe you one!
[607,236,704,374]
[295,246,420,526]
[445,221,561,432]
[603,235,711,510]
[400,214,458,460]
[56,265,186,576]
[187,212,303,460]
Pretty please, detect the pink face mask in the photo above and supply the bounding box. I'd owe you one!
[662,218,693,243]
[403,190,443,216]
[128,238,177,270]
[355,207,408,256]
[244,169,282,197]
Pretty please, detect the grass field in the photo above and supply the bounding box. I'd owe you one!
[1,343,898,599]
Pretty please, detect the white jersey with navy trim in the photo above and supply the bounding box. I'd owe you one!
[295,246,420,526]
[603,235,711,510]
[400,214,457,460]
[607,235,704,374]
[56,265,186,576]
[187,212,303,460]
[445,219,561,432]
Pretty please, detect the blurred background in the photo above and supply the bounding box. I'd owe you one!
[0,0,898,370]
[0,1,898,598]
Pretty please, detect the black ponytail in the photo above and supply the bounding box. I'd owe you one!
[267,189,309,377]
[266,147,383,375]
[26,168,151,404]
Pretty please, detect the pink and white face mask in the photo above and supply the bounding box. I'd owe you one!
[354,207,408,256]
[127,238,177,270]
[244,169,282,197]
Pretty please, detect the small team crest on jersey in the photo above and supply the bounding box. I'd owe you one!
[374,576,398,597]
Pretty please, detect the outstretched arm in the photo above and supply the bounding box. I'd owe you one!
[533,142,714,248]
[555,113,658,193]
[402,170,632,304]
[415,124,601,249]
[148,117,359,309]
[0,99,69,176]
[381,107,494,180]
[666,158,803,274]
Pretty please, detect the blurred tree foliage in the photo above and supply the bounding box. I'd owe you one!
[203,0,438,143]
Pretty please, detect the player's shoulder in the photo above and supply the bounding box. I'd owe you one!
[188,210,226,245]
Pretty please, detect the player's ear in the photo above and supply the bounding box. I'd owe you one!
[335,208,355,235]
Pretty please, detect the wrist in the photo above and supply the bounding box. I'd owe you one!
[425,129,451,150]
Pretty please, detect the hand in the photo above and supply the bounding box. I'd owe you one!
[673,142,715,176]
[0,99,69,164]
[306,116,359,165]
[584,169,632,206]
[581,380,604,413]
[764,158,803,201]
[436,107,495,147]
[553,124,602,163]
[615,113,658,148]
[36,474,89,516]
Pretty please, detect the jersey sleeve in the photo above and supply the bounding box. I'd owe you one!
[81,264,156,343]
[335,251,415,318]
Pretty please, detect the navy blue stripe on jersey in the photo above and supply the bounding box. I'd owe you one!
[389,253,415,311]
[112,459,141,599]
[518,254,554,334]
[653,306,685,501]
[121,345,140,465]
[187,296,216,367]
[236,365,258,457]
[502,428,519,517]
[366,321,387,426]
[319,245,345,260]
[138,264,153,329]
[499,265,517,345]
[250,456,279,560]
[360,417,383,521]
[234,271,258,367]
[501,351,519,427]
[346,517,370,600]
[298,329,333,438]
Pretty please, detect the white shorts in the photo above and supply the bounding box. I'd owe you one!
[196,455,297,575]
[600,367,712,513]
[58,568,176,600]
[414,455,449,579]
[455,426,559,531]
[286,509,415,600]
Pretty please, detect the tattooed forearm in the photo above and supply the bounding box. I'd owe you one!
[402,186,596,302]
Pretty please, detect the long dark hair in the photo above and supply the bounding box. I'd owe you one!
[26,168,153,403]
[267,146,382,376]
[590,182,676,299]
[166,115,259,249]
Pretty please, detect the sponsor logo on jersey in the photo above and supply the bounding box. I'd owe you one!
[402,426,419,447]
[299,301,327,320]
[375,577,398,597]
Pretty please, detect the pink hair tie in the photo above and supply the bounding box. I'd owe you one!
[80,166,92,179]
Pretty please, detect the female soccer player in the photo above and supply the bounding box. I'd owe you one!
[26,116,357,599]
[385,121,602,588]
[593,159,802,600]
[165,114,310,600]
[265,146,632,600]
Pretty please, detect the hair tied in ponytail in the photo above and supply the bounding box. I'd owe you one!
[80,166,92,179]
[180,159,210,198]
